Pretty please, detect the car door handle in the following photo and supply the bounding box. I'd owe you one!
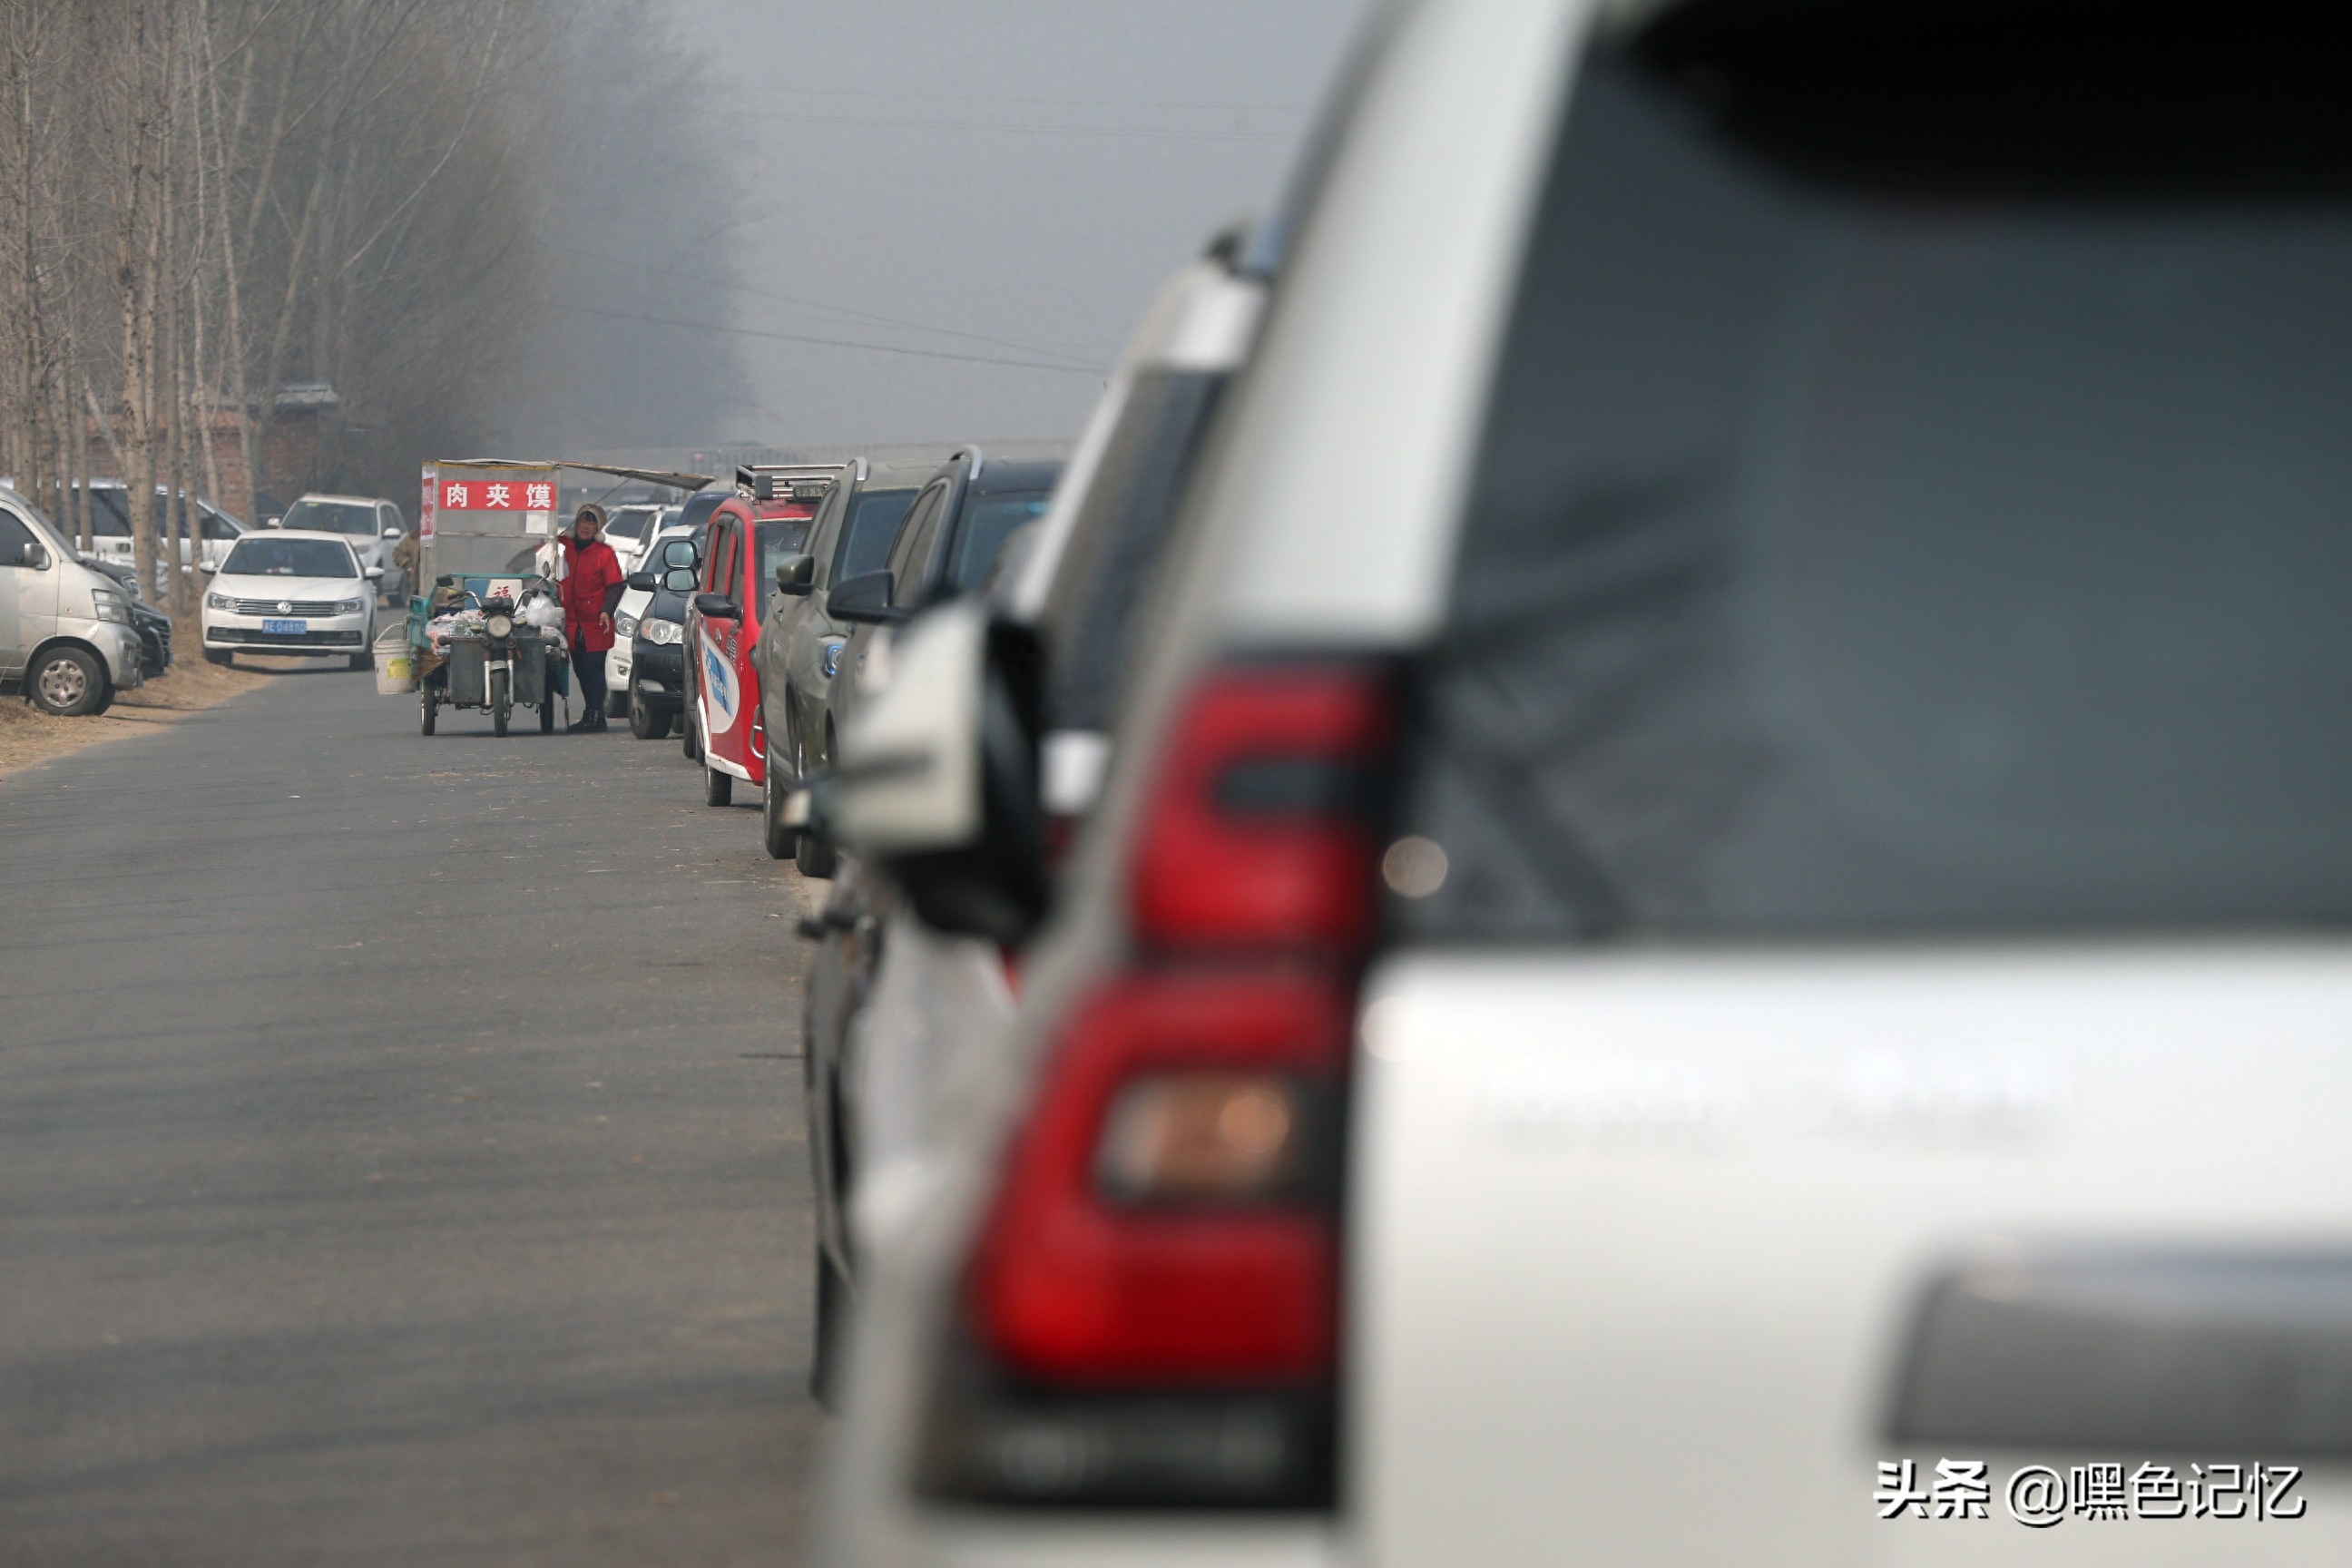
[1890,1248,2352,1455]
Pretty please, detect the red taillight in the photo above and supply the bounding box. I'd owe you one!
[968,970,1349,1384]
[930,660,1393,1506]
[1131,667,1393,951]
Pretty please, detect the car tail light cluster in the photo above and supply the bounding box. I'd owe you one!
[917,659,1395,1509]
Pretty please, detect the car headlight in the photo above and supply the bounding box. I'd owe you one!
[613,612,640,639]
[642,618,682,646]
[93,590,131,625]
[336,598,365,615]
[206,592,231,610]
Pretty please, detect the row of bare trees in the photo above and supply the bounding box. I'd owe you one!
[0,0,545,622]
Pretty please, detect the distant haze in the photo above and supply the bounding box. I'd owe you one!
[518,0,1371,454]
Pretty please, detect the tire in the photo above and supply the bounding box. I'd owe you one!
[421,689,436,735]
[539,696,555,733]
[703,756,732,807]
[810,1242,850,1411]
[607,689,629,719]
[27,645,105,717]
[628,682,671,740]
[762,745,799,859]
[203,647,230,667]
[491,669,511,737]
[796,822,838,879]
[682,709,701,761]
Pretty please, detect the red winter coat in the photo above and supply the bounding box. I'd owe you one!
[560,535,626,653]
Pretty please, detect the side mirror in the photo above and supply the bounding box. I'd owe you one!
[659,538,699,570]
[775,553,815,596]
[364,565,385,581]
[831,602,1044,944]
[693,592,740,622]
[662,566,698,593]
[382,527,402,540]
[826,568,901,625]
[264,516,282,528]
[24,544,50,571]
[625,571,658,592]
[198,560,218,574]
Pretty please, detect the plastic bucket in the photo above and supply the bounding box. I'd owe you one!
[374,627,417,695]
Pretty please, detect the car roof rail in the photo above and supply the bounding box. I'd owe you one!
[733,463,848,504]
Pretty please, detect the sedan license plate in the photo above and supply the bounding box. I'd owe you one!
[261,618,307,635]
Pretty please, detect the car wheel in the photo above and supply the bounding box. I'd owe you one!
[491,668,511,738]
[628,681,669,740]
[763,745,798,859]
[810,1241,851,1412]
[795,821,838,879]
[28,646,105,717]
[682,709,701,761]
[421,688,436,735]
[703,755,732,807]
[606,689,629,719]
[539,695,555,733]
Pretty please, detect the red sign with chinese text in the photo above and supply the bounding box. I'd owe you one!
[438,477,556,513]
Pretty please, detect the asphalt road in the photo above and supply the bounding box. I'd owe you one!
[0,661,824,1566]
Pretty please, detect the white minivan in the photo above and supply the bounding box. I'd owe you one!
[0,487,147,716]
[825,1,2352,1564]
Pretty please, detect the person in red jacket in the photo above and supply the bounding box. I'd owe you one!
[558,505,626,732]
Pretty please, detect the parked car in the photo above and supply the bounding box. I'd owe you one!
[606,523,699,718]
[793,247,1268,1404]
[827,2,2352,1563]
[278,494,408,602]
[600,502,676,573]
[753,450,951,863]
[0,487,146,715]
[617,530,700,739]
[679,466,838,808]
[809,446,1063,873]
[77,481,245,588]
[199,531,378,668]
[80,555,172,678]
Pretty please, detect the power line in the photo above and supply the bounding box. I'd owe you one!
[569,249,1113,367]
[553,300,1109,377]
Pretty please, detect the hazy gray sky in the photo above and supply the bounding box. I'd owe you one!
[642,0,1373,447]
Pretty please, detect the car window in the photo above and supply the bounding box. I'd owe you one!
[756,518,812,593]
[84,489,131,536]
[221,537,357,578]
[701,519,730,594]
[280,499,377,535]
[201,508,241,540]
[944,490,1052,593]
[885,483,949,593]
[0,512,38,568]
[1040,368,1229,731]
[1397,19,2352,941]
[833,487,918,586]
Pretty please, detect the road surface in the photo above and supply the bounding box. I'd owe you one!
[0,662,823,1566]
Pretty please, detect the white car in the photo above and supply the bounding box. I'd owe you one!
[199,530,378,669]
[825,1,2352,1564]
[793,242,1269,1405]
[603,503,677,574]
[80,481,246,588]
[278,494,408,600]
[606,523,697,716]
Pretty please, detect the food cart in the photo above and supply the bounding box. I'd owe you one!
[409,459,711,737]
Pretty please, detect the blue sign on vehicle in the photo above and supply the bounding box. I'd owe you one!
[261,618,306,635]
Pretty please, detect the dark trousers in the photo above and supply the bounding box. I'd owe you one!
[572,642,608,719]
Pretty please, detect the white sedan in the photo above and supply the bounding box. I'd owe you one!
[199,530,378,669]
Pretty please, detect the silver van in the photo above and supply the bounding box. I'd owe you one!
[0,485,147,716]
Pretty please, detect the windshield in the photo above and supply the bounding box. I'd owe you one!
[221,536,357,578]
[946,491,1051,593]
[603,507,655,541]
[837,488,918,582]
[1403,25,2352,939]
[280,500,377,535]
